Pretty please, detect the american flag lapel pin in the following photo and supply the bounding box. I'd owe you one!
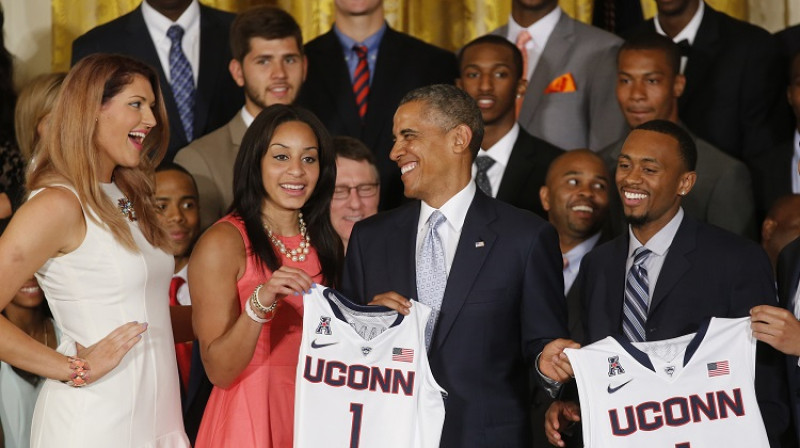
[475,241,485,248]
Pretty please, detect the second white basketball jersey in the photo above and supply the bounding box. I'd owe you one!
[293,286,446,448]
[565,317,768,447]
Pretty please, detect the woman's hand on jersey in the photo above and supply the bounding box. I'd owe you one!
[750,305,800,356]
[545,400,581,447]
[75,321,148,383]
[257,266,315,308]
[539,338,580,383]
[369,292,412,315]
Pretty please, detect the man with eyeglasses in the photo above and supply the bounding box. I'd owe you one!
[330,136,380,251]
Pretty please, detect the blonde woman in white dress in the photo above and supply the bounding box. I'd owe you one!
[0,54,189,447]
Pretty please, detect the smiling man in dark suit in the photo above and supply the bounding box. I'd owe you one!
[456,35,563,219]
[542,120,789,447]
[71,0,243,160]
[342,84,569,447]
[297,0,458,211]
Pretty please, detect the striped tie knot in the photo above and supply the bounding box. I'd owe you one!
[632,247,652,266]
[475,155,495,196]
[167,24,184,42]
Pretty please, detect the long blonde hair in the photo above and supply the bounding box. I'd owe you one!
[14,72,66,159]
[28,54,169,251]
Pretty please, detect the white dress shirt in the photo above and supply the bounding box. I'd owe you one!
[654,0,705,74]
[471,123,519,198]
[506,7,561,80]
[241,106,255,128]
[792,130,800,194]
[563,232,602,295]
[141,0,201,85]
[416,182,476,277]
[174,263,191,306]
[626,208,685,297]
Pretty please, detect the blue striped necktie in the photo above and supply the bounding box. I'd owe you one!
[167,25,195,142]
[623,247,652,342]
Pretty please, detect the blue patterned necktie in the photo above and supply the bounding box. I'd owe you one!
[623,247,652,342]
[167,25,195,142]
[475,155,495,196]
[416,210,448,349]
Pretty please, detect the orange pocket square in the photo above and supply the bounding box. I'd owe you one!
[544,73,577,94]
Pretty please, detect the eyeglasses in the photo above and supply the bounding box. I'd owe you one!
[332,183,379,200]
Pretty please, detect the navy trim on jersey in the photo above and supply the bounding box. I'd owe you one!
[322,287,406,328]
[611,318,712,372]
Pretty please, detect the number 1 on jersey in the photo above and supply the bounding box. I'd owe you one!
[349,403,363,448]
[676,443,691,448]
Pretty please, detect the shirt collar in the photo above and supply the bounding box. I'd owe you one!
[241,106,255,128]
[419,182,476,235]
[142,0,200,43]
[654,0,704,45]
[627,207,684,258]
[333,21,387,54]
[794,130,800,159]
[508,7,561,47]
[564,231,602,268]
[478,123,519,168]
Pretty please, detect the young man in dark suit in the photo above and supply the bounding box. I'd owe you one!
[543,120,789,447]
[456,35,563,219]
[342,84,569,447]
[71,0,243,160]
[297,0,458,210]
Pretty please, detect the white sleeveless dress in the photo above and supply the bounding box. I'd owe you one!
[29,183,189,447]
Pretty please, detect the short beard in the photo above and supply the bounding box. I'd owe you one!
[625,213,649,228]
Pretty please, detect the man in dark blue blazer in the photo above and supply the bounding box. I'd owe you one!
[543,120,789,447]
[71,0,243,160]
[342,84,569,447]
[297,0,458,210]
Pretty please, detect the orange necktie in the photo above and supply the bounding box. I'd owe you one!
[169,276,192,393]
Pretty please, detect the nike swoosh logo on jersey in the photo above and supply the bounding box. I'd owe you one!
[311,339,339,349]
[607,379,633,394]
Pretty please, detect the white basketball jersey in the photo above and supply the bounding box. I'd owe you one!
[294,286,446,448]
[564,317,768,447]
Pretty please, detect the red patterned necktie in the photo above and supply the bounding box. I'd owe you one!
[169,276,192,392]
[353,45,370,120]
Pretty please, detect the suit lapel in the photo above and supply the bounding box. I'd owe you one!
[520,14,574,126]
[649,217,694,313]
[362,27,403,149]
[388,202,420,298]
[315,30,362,138]
[431,193,497,352]
[605,236,629,333]
[679,7,722,108]
[496,131,533,201]
[194,4,227,140]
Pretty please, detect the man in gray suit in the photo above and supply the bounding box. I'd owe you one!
[600,33,756,239]
[493,0,627,151]
[174,6,306,229]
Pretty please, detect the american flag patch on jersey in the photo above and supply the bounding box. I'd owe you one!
[392,347,414,363]
[707,360,730,377]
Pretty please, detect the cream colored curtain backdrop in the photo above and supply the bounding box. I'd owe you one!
[51,0,765,72]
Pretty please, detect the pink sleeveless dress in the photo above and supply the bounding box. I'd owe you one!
[195,214,323,448]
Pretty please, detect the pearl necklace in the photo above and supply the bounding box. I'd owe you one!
[264,212,310,262]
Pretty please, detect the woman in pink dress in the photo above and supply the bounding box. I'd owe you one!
[191,105,342,447]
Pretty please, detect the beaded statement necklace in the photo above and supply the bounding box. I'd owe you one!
[264,212,310,262]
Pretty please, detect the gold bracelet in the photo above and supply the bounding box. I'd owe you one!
[249,284,278,317]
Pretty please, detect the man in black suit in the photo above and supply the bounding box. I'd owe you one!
[297,0,458,210]
[456,35,563,219]
[72,0,243,160]
[543,120,789,447]
[342,84,569,447]
[633,0,782,166]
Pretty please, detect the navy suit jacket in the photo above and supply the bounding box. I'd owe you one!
[71,4,243,160]
[777,237,800,444]
[298,26,458,210]
[495,128,563,219]
[342,191,568,447]
[573,215,789,445]
[752,139,794,223]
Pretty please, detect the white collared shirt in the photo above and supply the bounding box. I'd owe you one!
[141,0,201,85]
[563,232,602,295]
[174,264,191,306]
[241,106,255,128]
[471,123,519,198]
[625,208,685,295]
[654,0,705,74]
[416,182,477,277]
[792,130,800,194]
[507,7,561,80]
